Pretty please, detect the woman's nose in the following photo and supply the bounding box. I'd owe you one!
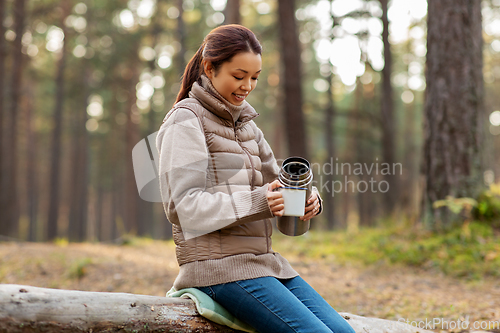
[241,79,251,91]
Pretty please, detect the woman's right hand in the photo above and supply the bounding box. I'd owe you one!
[267,180,284,217]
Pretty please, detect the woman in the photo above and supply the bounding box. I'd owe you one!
[156,24,354,333]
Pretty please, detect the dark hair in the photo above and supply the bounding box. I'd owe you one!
[175,24,262,104]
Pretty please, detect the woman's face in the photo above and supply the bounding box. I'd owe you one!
[204,52,262,106]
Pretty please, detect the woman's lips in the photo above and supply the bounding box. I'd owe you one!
[233,93,247,102]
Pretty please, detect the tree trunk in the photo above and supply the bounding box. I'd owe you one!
[354,77,371,227]
[25,79,38,242]
[356,64,380,226]
[3,0,25,237]
[68,4,91,242]
[138,14,163,238]
[379,0,398,218]
[176,0,186,78]
[402,92,420,222]
[3,0,26,238]
[324,0,337,230]
[125,41,141,235]
[424,0,484,227]
[0,284,431,333]
[324,71,336,230]
[223,0,240,25]
[68,66,90,242]
[277,0,308,159]
[0,0,6,236]
[47,0,70,240]
[108,86,123,241]
[0,0,8,235]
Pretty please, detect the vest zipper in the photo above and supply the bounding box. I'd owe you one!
[234,127,255,190]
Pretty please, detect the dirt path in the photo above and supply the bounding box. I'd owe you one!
[1,240,499,332]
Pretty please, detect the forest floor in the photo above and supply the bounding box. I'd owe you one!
[0,238,499,333]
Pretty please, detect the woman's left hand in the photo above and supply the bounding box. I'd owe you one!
[300,192,320,221]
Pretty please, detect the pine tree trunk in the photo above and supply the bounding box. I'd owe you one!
[223,0,240,25]
[324,72,336,230]
[108,86,122,241]
[47,0,70,240]
[176,0,186,78]
[125,42,141,235]
[25,80,38,242]
[68,66,90,242]
[277,0,308,159]
[379,0,398,218]
[424,0,484,227]
[324,0,337,230]
[4,0,26,238]
[0,0,7,236]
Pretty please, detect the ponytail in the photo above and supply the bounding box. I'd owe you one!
[174,25,262,106]
[175,43,205,104]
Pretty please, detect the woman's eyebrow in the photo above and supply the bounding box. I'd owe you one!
[236,69,262,74]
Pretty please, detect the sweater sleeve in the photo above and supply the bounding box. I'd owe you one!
[156,108,273,240]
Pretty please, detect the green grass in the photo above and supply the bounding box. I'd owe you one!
[272,221,500,280]
[67,257,93,280]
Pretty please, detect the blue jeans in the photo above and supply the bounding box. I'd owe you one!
[196,276,355,333]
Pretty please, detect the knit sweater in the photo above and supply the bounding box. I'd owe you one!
[156,76,299,290]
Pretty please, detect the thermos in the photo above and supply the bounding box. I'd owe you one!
[276,157,313,236]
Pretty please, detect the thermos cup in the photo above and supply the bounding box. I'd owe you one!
[276,157,313,236]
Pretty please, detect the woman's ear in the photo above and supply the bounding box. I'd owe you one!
[203,60,214,79]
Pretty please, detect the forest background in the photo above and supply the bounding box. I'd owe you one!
[0,0,500,243]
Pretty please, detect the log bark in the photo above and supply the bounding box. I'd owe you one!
[0,284,238,333]
[0,284,432,333]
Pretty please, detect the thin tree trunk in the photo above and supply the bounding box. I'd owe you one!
[176,0,186,78]
[47,0,70,240]
[68,66,90,242]
[277,0,308,159]
[401,36,419,222]
[354,77,366,227]
[124,41,141,235]
[112,185,119,240]
[223,0,240,25]
[26,80,38,242]
[424,0,484,227]
[324,72,336,230]
[4,0,26,237]
[402,93,419,220]
[138,13,163,238]
[95,186,103,241]
[0,0,7,236]
[354,77,377,227]
[379,0,398,218]
[324,0,337,230]
[108,85,122,241]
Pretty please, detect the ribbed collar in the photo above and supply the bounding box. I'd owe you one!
[189,75,259,126]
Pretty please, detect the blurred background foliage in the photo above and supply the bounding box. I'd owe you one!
[0,0,499,243]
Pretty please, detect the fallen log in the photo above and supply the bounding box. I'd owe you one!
[0,284,432,333]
